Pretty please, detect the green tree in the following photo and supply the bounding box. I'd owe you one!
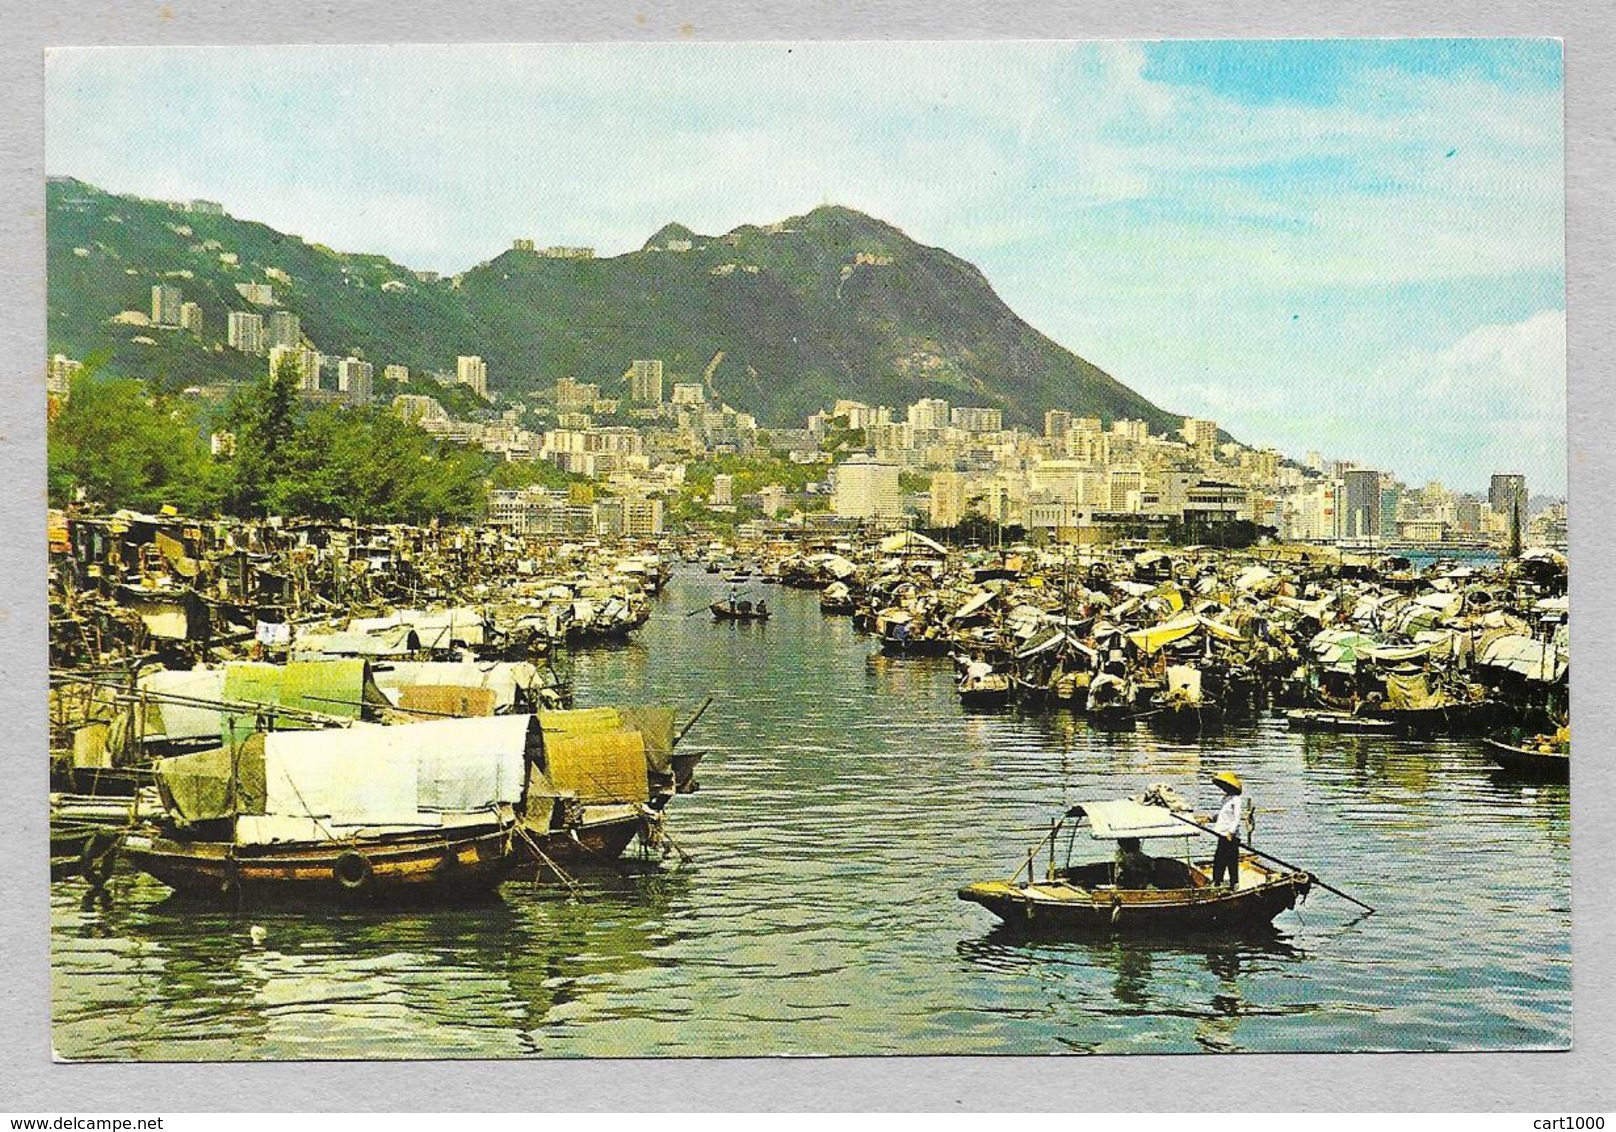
[225,356,302,516]
[47,364,221,512]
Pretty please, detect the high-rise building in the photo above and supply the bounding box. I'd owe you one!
[1043,410,1073,441]
[384,364,410,385]
[267,310,301,351]
[711,474,735,506]
[1342,468,1383,541]
[907,398,951,431]
[671,382,706,405]
[227,311,266,355]
[337,357,374,402]
[1111,418,1149,444]
[627,359,664,405]
[1489,473,1528,537]
[179,301,203,333]
[1107,467,1145,512]
[269,344,321,390]
[456,355,489,398]
[930,470,968,527]
[833,454,901,518]
[556,377,600,410]
[950,407,1004,433]
[151,284,183,327]
[1182,418,1219,465]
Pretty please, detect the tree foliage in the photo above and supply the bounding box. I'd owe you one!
[48,363,223,513]
[48,360,491,524]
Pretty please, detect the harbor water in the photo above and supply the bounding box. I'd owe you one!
[51,568,1571,1058]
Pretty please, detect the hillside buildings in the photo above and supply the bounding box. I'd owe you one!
[151,284,182,327]
[833,454,901,519]
[336,357,374,403]
[269,345,322,391]
[456,355,489,399]
[267,310,301,351]
[227,311,266,355]
[627,360,664,405]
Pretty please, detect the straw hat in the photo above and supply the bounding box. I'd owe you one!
[1212,770,1243,793]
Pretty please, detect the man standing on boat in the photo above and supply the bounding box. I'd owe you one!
[1210,771,1250,888]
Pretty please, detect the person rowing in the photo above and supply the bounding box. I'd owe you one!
[1208,770,1253,889]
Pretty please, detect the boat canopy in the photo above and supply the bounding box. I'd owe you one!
[878,531,947,556]
[1069,800,1196,841]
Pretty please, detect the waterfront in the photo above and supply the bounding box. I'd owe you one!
[51,568,1570,1059]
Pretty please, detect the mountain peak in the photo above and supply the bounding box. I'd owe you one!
[643,222,700,251]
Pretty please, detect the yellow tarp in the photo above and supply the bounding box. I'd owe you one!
[398,685,496,719]
[1127,615,1199,654]
[543,729,648,803]
[1384,671,1449,710]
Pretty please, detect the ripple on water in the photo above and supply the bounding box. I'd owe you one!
[52,570,1571,1058]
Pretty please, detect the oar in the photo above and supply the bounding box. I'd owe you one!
[1165,811,1376,915]
[675,695,715,746]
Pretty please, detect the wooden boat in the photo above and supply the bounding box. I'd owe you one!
[710,599,769,622]
[957,668,1013,709]
[1482,736,1569,781]
[1286,708,1397,733]
[121,821,518,904]
[959,799,1311,935]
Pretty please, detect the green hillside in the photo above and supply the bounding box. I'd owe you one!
[47,177,1181,432]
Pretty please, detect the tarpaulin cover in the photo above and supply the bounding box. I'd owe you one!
[1128,614,1199,653]
[1071,799,1197,842]
[398,685,497,718]
[371,660,540,711]
[542,729,648,804]
[1164,664,1203,703]
[221,660,373,746]
[140,667,227,741]
[1478,635,1568,682]
[156,734,267,823]
[293,626,419,659]
[619,705,677,774]
[879,531,947,556]
[254,715,531,837]
[349,607,487,646]
[1384,671,1449,710]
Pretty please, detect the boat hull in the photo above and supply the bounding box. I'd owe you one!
[959,860,1310,935]
[1482,738,1569,782]
[121,824,517,905]
[1287,709,1397,733]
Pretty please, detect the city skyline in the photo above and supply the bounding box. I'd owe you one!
[46,40,1566,492]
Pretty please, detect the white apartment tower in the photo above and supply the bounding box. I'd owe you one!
[833,454,902,519]
[267,310,302,351]
[456,355,489,398]
[151,284,183,327]
[337,357,374,402]
[227,311,266,355]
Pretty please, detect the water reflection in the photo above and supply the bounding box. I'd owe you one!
[52,568,1572,1058]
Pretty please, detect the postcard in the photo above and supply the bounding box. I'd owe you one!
[41,40,1568,1064]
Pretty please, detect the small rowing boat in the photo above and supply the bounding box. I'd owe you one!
[1286,708,1397,733]
[959,798,1312,934]
[1481,735,1569,781]
[710,599,769,622]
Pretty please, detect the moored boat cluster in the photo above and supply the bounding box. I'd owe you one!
[49,505,696,904]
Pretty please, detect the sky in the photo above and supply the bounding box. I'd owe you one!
[45,40,1566,495]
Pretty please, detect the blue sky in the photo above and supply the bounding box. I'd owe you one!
[45,40,1565,494]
